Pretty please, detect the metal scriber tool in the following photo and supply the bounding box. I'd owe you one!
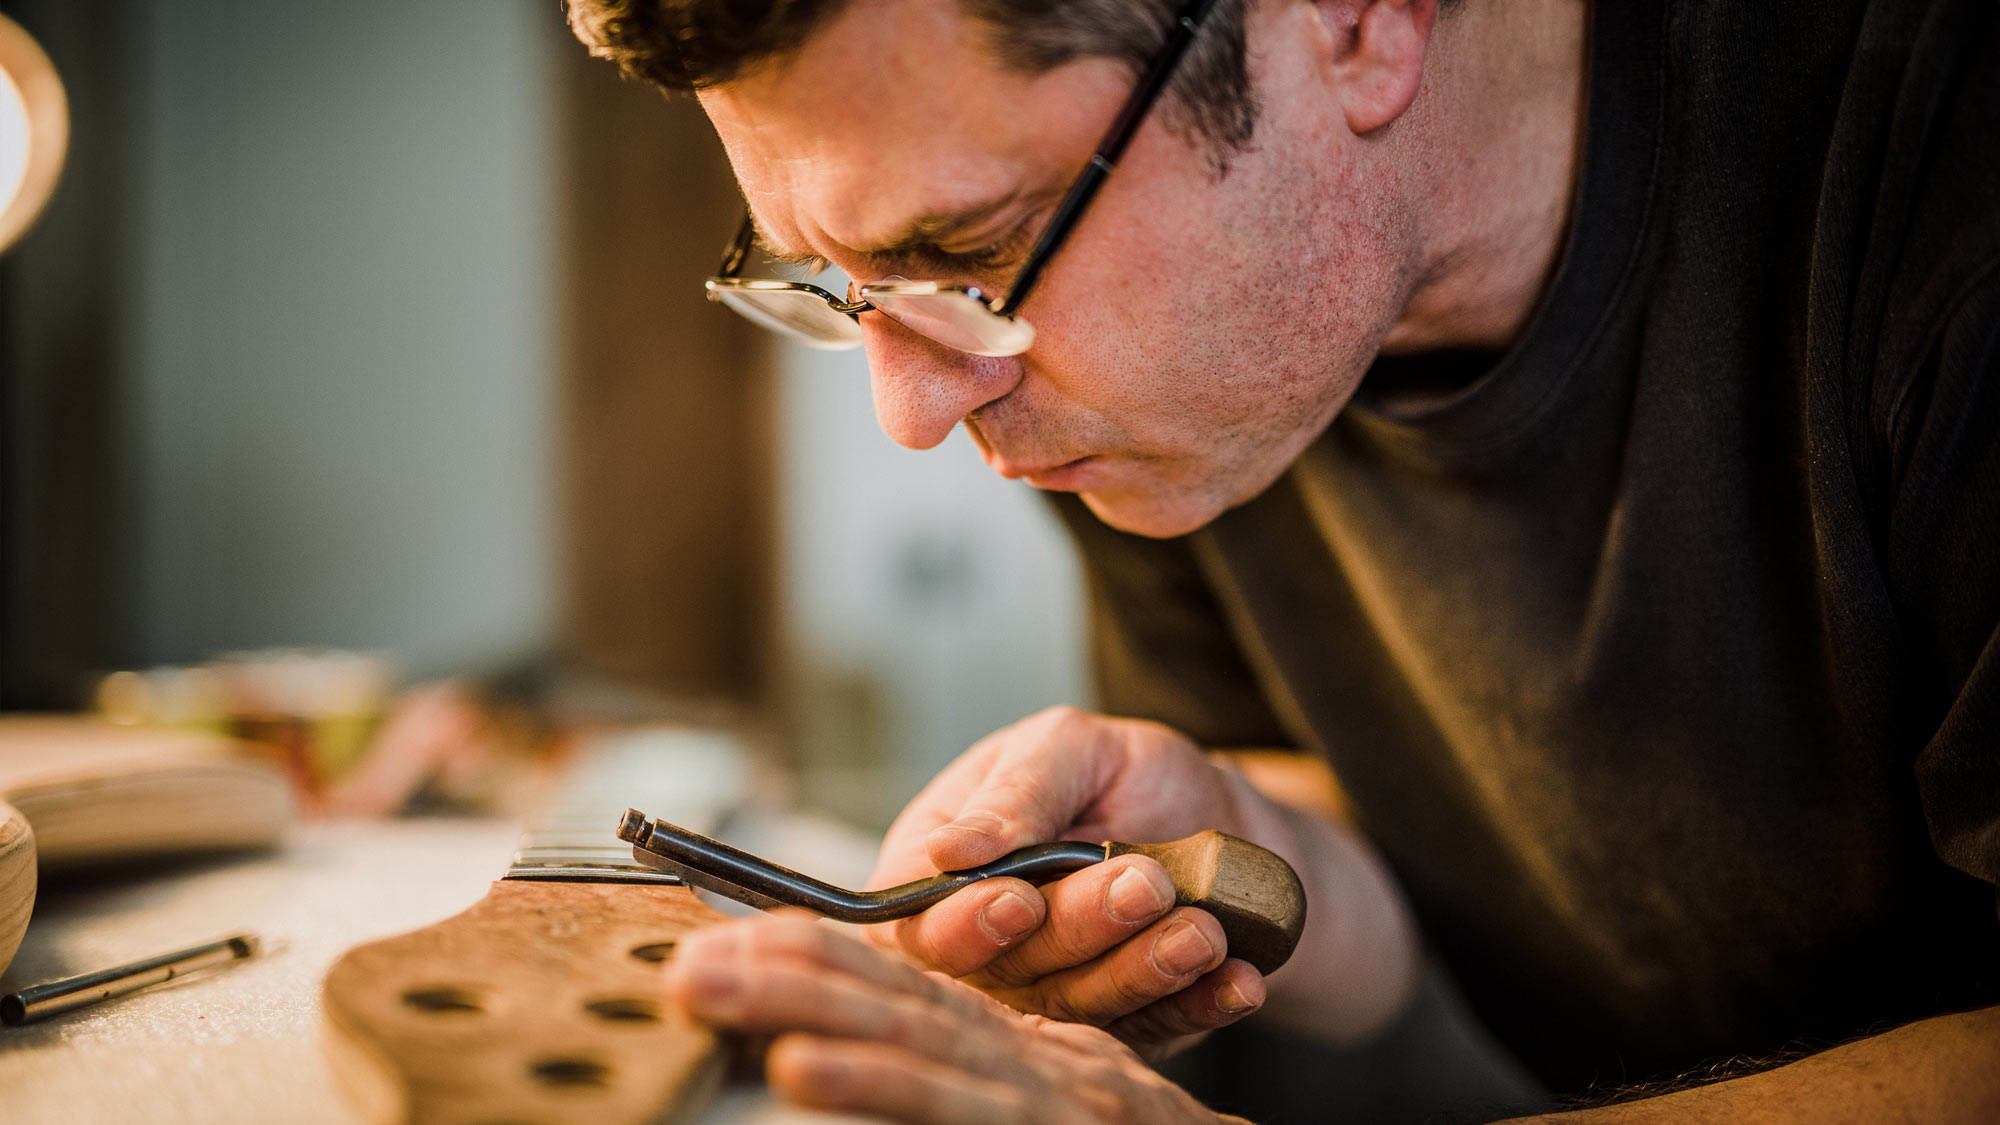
[617,808,1307,973]
[2,932,259,1025]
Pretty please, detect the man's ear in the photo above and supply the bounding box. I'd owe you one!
[1307,0,1439,135]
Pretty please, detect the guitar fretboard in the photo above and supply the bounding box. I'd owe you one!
[503,727,750,885]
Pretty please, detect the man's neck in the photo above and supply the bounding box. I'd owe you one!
[1379,0,1592,358]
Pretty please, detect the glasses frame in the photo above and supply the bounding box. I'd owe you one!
[704,0,1221,352]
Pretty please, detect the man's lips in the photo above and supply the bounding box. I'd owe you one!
[993,455,1096,488]
[966,420,1100,488]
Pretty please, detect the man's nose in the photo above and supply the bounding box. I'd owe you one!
[862,317,1024,450]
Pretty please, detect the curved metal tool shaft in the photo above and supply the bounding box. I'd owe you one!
[617,809,1106,924]
[617,808,1308,973]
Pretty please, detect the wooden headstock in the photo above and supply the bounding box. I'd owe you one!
[322,880,728,1124]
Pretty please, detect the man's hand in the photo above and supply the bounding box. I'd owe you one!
[863,706,1279,1056]
[666,914,1243,1125]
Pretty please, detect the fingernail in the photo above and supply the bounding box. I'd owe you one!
[1149,919,1217,977]
[1215,980,1258,1014]
[935,810,1005,839]
[977,890,1038,944]
[1106,865,1173,925]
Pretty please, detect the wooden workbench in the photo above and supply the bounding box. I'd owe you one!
[0,818,872,1124]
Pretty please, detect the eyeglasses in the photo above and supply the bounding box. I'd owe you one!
[704,0,1220,358]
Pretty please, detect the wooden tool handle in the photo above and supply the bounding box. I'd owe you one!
[323,881,728,1124]
[1110,830,1308,975]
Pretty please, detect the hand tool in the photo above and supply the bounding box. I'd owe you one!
[2,932,259,1026]
[617,808,1308,974]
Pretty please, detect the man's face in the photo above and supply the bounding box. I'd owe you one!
[702,0,1417,537]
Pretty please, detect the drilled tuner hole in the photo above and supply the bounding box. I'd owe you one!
[584,997,661,1023]
[401,987,486,1014]
[629,941,676,963]
[530,1056,612,1088]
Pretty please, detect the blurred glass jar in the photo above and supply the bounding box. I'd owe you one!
[97,650,393,800]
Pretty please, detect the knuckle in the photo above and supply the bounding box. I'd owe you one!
[745,917,830,967]
[728,965,783,1017]
[1036,703,1087,728]
[1103,971,1167,1018]
[1031,705,1095,746]
[1036,913,1115,969]
[1127,998,1206,1046]
[1063,1061,1141,1125]
[914,913,996,976]
[1036,965,1155,1026]
[931,969,1015,1027]
[877,993,929,1050]
[975,951,1039,989]
[906,916,952,964]
[884,914,957,973]
[1028,981,1094,1025]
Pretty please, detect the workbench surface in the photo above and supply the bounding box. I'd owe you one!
[0,818,867,1124]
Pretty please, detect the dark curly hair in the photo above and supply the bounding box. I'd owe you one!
[565,0,1259,165]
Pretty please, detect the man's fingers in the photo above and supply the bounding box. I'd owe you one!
[921,708,1121,871]
[681,915,955,1003]
[667,916,1229,1125]
[871,877,1047,976]
[992,906,1229,1026]
[768,1034,1029,1125]
[735,911,1054,1048]
[668,918,1063,1109]
[970,856,1175,989]
[1103,959,1266,1055]
[673,953,961,1054]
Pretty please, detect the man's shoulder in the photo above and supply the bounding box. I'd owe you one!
[1666,0,2000,422]
[1864,0,2000,343]
[1812,0,2000,439]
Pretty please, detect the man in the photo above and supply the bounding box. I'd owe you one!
[568,0,2000,1120]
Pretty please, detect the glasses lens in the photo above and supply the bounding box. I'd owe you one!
[859,283,1035,357]
[708,282,863,350]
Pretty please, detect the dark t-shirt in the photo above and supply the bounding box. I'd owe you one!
[1054,0,2000,1094]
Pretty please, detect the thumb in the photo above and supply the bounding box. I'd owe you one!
[924,807,1025,871]
[922,709,1120,871]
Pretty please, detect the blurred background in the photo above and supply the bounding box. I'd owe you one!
[0,0,1088,832]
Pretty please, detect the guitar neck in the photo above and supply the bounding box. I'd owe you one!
[505,726,749,884]
[322,726,746,1124]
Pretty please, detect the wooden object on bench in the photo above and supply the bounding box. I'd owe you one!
[323,879,727,1124]
[0,715,292,976]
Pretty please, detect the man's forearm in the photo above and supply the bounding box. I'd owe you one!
[1215,756,1420,1043]
[1510,1005,2000,1123]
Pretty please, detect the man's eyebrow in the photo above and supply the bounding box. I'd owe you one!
[753,239,831,268]
[752,191,1031,268]
[854,191,1028,262]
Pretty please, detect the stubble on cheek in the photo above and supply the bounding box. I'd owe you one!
[967,134,1414,534]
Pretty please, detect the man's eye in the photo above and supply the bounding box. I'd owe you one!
[955,243,1020,272]
[938,228,1034,275]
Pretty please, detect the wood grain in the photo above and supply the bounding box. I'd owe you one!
[323,880,728,1125]
[0,801,32,976]
[1112,830,1309,975]
[0,715,292,977]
